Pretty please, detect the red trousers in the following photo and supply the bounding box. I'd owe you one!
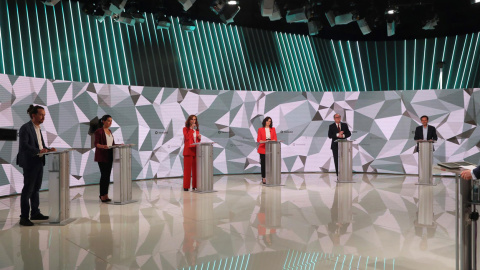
[183,155,197,189]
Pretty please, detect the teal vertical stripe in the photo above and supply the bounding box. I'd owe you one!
[0,1,478,90]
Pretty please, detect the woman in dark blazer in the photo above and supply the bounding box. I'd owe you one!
[183,115,201,191]
[257,117,277,184]
[94,115,116,202]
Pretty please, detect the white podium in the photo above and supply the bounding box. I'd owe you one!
[193,142,216,193]
[336,139,354,183]
[265,141,283,187]
[417,140,435,185]
[111,144,136,204]
[43,150,76,225]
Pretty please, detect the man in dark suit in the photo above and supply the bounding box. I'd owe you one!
[414,115,438,152]
[328,114,351,176]
[17,105,55,226]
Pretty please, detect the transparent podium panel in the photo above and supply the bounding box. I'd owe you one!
[112,144,136,204]
[265,141,282,186]
[45,150,76,225]
[265,187,282,228]
[194,142,216,193]
[417,141,435,185]
[336,140,354,183]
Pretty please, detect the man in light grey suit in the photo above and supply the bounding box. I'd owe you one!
[17,105,55,226]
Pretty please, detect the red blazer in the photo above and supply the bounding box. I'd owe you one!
[257,127,277,154]
[94,128,116,162]
[183,127,201,156]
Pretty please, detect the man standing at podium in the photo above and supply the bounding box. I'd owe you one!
[414,115,438,151]
[17,105,56,226]
[328,114,351,176]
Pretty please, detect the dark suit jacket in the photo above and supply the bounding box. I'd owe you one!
[328,122,351,150]
[473,166,480,179]
[414,125,438,141]
[16,121,47,168]
[94,128,116,163]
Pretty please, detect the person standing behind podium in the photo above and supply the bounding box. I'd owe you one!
[17,105,56,226]
[183,115,201,191]
[94,115,116,203]
[328,114,351,176]
[414,115,438,142]
[257,117,277,185]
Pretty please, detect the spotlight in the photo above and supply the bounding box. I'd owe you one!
[227,0,239,4]
[286,7,308,23]
[211,0,226,15]
[178,0,197,11]
[219,5,241,24]
[154,13,171,30]
[422,16,438,30]
[269,2,282,21]
[387,20,395,36]
[325,10,336,26]
[308,19,323,35]
[261,0,275,17]
[471,0,480,3]
[41,0,61,6]
[335,12,359,25]
[357,18,371,35]
[180,17,196,32]
[105,0,128,15]
[385,6,398,15]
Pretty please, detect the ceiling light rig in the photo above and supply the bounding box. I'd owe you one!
[210,0,241,24]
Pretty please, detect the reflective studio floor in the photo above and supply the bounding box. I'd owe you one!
[0,173,464,270]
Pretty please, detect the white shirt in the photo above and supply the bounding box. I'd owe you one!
[33,123,43,150]
[105,131,114,147]
[423,126,428,140]
[336,123,343,138]
[265,128,271,140]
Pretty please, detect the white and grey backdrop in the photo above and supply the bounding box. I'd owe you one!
[0,74,479,196]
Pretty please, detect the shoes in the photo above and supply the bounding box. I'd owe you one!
[30,213,49,220]
[192,188,197,191]
[184,188,189,191]
[99,195,111,203]
[19,217,34,226]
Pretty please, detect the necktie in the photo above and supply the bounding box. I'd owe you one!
[337,124,341,132]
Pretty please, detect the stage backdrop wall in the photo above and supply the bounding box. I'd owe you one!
[0,74,480,196]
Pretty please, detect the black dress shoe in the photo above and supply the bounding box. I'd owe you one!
[19,218,34,226]
[30,213,49,220]
[99,196,110,203]
[183,188,189,191]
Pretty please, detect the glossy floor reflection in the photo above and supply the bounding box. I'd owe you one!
[0,173,459,269]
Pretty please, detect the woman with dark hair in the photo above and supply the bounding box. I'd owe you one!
[183,115,201,191]
[94,115,116,202]
[257,117,277,184]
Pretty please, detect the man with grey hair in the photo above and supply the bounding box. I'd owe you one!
[328,114,351,176]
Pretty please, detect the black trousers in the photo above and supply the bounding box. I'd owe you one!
[20,162,43,218]
[98,161,113,196]
[332,148,339,176]
[260,154,266,178]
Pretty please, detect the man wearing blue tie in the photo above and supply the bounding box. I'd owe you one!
[17,105,56,226]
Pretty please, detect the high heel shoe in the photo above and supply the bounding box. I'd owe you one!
[99,195,110,203]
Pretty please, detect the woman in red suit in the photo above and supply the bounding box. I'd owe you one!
[257,117,277,184]
[94,115,116,202]
[183,115,201,191]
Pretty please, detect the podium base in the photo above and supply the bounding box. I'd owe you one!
[192,190,217,194]
[336,180,355,183]
[109,200,137,205]
[415,182,437,186]
[37,218,77,226]
[264,184,284,187]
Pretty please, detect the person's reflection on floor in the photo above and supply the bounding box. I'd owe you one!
[21,227,43,270]
[88,204,113,269]
[257,187,276,247]
[182,191,199,266]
